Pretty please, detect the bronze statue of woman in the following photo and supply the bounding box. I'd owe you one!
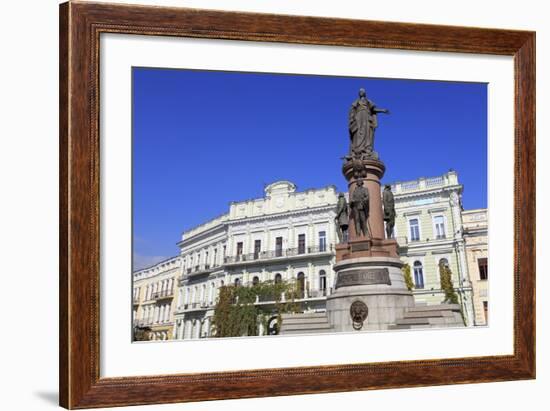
[348,88,389,159]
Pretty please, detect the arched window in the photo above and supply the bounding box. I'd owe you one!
[297,272,305,298]
[319,270,327,295]
[252,276,260,286]
[274,273,282,283]
[234,278,241,287]
[413,261,425,289]
[439,258,449,269]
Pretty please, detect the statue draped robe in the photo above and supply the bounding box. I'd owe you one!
[348,97,378,158]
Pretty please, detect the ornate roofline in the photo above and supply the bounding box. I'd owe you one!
[177,203,337,249]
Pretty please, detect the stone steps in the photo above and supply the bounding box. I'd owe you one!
[282,322,333,331]
[406,304,461,313]
[282,312,328,319]
[395,317,431,326]
[282,317,330,325]
[388,304,464,330]
[403,311,445,319]
[279,312,333,335]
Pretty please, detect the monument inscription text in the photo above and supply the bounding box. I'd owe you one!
[335,268,391,288]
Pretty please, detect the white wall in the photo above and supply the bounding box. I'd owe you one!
[0,0,547,410]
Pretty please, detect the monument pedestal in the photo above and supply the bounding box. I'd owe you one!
[326,156,415,331]
[335,237,400,260]
[326,256,414,331]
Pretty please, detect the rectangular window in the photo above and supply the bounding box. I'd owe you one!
[409,218,420,241]
[275,236,283,257]
[478,258,488,280]
[319,231,327,252]
[213,248,218,266]
[236,242,243,257]
[434,215,446,239]
[298,234,306,254]
[483,301,488,324]
[254,239,261,259]
[205,251,209,268]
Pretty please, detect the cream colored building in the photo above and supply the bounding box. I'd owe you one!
[133,256,181,340]
[462,209,489,325]
[133,171,485,340]
[173,181,337,340]
[392,171,475,325]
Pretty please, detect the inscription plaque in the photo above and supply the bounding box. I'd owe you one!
[335,268,391,288]
[351,242,370,252]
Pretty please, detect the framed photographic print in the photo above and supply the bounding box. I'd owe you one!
[59,1,535,408]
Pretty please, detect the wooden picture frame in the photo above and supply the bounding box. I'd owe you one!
[59,1,535,408]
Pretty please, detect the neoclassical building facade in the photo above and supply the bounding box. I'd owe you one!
[462,208,489,325]
[133,171,486,340]
[133,256,180,340]
[173,181,337,340]
[392,171,475,325]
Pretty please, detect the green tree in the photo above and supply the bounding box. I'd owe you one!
[401,263,414,291]
[439,261,459,304]
[211,280,300,338]
[133,326,152,342]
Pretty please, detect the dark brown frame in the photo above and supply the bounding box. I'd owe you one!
[59,1,536,409]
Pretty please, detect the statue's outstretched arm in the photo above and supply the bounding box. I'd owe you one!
[373,106,390,114]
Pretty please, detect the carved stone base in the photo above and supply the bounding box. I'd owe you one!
[326,256,414,331]
[335,237,399,260]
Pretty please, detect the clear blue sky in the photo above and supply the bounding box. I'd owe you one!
[132,67,487,269]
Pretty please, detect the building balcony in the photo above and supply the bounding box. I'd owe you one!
[253,289,329,304]
[134,319,174,328]
[151,289,174,300]
[181,264,220,281]
[133,319,151,328]
[391,174,450,194]
[224,245,333,267]
[150,321,174,329]
[177,301,215,313]
[175,289,331,314]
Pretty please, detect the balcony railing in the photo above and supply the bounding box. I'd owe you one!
[182,264,219,279]
[151,289,174,300]
[224,244,332,264]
